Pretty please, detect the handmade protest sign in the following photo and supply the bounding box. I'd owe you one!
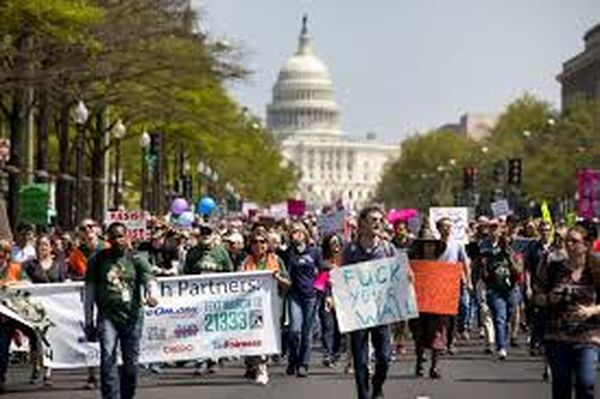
[409,260,462,315]
[18,184,49,226]
[330,253,418,333]
[429,207,469,244]
[0,271,280,368]
[317,210,345,236]
[104,210,148,241]
[491,199,512,218]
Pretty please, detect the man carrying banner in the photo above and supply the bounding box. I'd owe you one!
[84,222,159,399]
[342,205,401,399]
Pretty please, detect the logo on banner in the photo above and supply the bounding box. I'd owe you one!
[146,326,167,341]
[146,306,200,319]
[173,324,200,339]
[163,344,194,354]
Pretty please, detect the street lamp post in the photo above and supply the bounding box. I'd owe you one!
[74,100,89,224]
[111,119,126,208]
[140,131,151,211]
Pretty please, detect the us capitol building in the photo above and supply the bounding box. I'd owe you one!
[266,16,398,210]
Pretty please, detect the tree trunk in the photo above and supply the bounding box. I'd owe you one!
[55,100,71,230]
[7,88,27,230]
[91,110,107,222]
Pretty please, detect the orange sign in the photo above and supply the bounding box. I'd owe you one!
[410,260,462,315]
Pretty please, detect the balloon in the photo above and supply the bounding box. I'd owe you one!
[197,197,216,215]
[177,211,195,228]
[170,198,189,215]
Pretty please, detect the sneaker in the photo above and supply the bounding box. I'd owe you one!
[498,349,507,360]
[285,364,296,376]
[429,368,442,379]
[83,379,98,390]
[446,345,457,355]
[296,366,308,378]
[372,389,385,398]
[244,367,257,380]
[322,358,332,368]
[344,363,354,374]
[148,364,163,375]
[484,347,494,355]
[460,331,470,341]
[29,369,39,385]
[43,377,53,388]
[510,338,520,348]
[254,365,269,386]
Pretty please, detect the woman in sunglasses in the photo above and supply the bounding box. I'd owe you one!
[242,230,290,385]
[544,225,600,399]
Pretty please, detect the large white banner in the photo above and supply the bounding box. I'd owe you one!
[330,252,418,333]
[0,271,280,369]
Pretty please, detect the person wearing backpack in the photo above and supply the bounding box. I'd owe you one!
[481,222,521,360]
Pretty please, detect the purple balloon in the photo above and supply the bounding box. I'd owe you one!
[170,198,189,215]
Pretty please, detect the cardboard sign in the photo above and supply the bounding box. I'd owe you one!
[317,210,345,236]
[18,184,49,226]
[410,260,462,315]
[331,253,418,333]
[491,199,512,218]
[287,199,306,217]
[104,210,148,241]
[577,169,600,219]
[269,202,288,220]
[429,207,469,244]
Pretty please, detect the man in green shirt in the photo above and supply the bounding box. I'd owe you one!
[84,222,158,399]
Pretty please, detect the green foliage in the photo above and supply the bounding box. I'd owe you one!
[0,0,298,214]
[377,94,600,211]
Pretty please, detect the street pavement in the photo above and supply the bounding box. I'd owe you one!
[0,338,587,398]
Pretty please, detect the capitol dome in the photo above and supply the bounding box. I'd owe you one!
[267,16,341,137]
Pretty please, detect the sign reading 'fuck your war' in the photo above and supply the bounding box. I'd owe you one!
[330,253,418,333]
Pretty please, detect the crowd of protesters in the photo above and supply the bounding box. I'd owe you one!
[0,205,599,399]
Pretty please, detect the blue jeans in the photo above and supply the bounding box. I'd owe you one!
[487,289,515,351]
[546,342,597,399]
[350,325,391,399]
[288,294,317,370]
[319,295,341,362]
[457,284,473,332]
[98,316,142,399]
[0,319,13,382]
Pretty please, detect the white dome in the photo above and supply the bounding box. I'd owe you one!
[266,16,341,137]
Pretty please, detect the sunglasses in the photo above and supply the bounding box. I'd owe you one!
[82,224,96,230]
[252,239,267,244]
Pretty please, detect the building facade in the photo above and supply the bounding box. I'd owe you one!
[266,16,397,210]
[558,23,600,108]
[439,113,498,142]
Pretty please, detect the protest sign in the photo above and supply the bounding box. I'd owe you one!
[18,184,49,226]
[104,210,148,241]
[317,210,345,236]
[287,199,306,217]
[491,199,512,218]
[330,253,418,333]
[0,271,280,368]
[409,260,461,315]
[429,207,469,244]
[269,202,288,220]
[577,169,600,219]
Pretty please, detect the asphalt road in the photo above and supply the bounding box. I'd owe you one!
[0,339,584,399]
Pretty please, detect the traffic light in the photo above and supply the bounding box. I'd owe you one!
[493,161,505,183]
[463,167,479,190]
[507,158,522,185]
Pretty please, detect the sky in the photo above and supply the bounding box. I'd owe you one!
[193,0,600,143]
